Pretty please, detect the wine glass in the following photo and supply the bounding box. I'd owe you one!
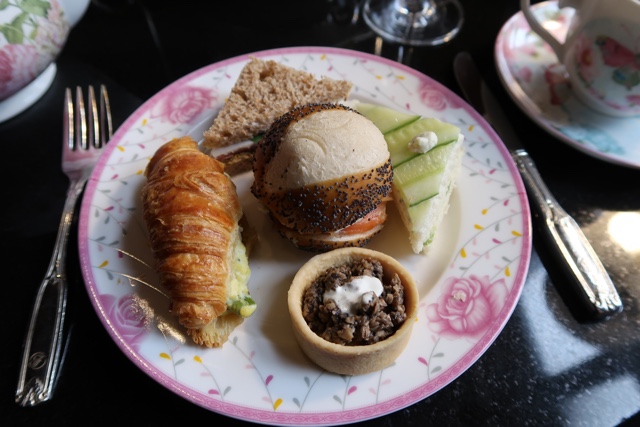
[362,0,464,47]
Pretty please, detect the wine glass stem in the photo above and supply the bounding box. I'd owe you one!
[398,0,433,40]
[401,0,431,14]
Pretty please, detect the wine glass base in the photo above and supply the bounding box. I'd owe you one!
[363,0,463,47]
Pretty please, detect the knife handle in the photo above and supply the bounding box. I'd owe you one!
[511,149,623,318]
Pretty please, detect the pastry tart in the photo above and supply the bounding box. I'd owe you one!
[288,247,418,375]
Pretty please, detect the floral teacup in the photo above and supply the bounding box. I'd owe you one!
[521,0,640,117]
[0,0,89,122]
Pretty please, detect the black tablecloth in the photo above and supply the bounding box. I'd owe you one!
[3,1,639,425]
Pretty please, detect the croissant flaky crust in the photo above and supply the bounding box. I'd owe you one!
[142,136,253,347]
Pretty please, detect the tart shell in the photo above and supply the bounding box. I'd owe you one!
[288,247,419,375]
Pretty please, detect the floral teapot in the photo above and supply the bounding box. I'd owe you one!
[0,0,89,121]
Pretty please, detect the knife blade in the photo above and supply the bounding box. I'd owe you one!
[453,51,622,319]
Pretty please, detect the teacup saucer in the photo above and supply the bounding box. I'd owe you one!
[494,0,640,169]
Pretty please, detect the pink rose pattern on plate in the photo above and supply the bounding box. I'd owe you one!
[0,0,69,100]
[148,84,217,124]
[79,48,529,424]
[98,293,149,352]
[426,275,508,339]
[419,81,463,111]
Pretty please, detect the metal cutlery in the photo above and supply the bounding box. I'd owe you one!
[16,85,113,406]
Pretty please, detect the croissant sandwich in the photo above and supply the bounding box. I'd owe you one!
[142,136,256,347]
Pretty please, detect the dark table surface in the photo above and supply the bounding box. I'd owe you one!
[3,1,640,426]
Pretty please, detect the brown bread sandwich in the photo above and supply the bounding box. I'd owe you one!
[202,57,352,152]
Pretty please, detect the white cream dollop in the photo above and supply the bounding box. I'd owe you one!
[408,131,438,153]
[323,275,384,315]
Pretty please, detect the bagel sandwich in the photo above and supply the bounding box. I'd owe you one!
[251,103,393,252]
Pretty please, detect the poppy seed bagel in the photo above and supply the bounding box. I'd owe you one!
[251,103,393,252]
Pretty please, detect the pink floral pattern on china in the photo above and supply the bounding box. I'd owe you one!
[495,1,640,168]
[0,0,69,100]
[78,47,531,425]
[569,24,640,114]
[418,81,464,111]
[427,275,508,339]
[148,84,218,124]
[98,294,148,352]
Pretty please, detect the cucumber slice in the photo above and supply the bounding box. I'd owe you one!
[396,171,442,207]
[385,117,461,167]
[393,139,457,187]
[407,199,437,245]
[354,102,420,135]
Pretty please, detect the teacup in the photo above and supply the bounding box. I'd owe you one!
[521,0,640,117]
[0,0,89,122]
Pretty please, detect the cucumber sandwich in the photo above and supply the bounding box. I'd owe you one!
[352,101,464,254]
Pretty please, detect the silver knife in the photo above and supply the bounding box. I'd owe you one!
[453,51,622,319]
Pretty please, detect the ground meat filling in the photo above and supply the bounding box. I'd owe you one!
[301,257,407,346]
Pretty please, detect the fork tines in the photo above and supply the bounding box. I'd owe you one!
[64,85,113,152]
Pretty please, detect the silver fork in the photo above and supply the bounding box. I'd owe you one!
[15,85,113,407]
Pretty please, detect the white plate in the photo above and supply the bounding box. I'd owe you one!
[78,47,531,425]
[495,0,640,169]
